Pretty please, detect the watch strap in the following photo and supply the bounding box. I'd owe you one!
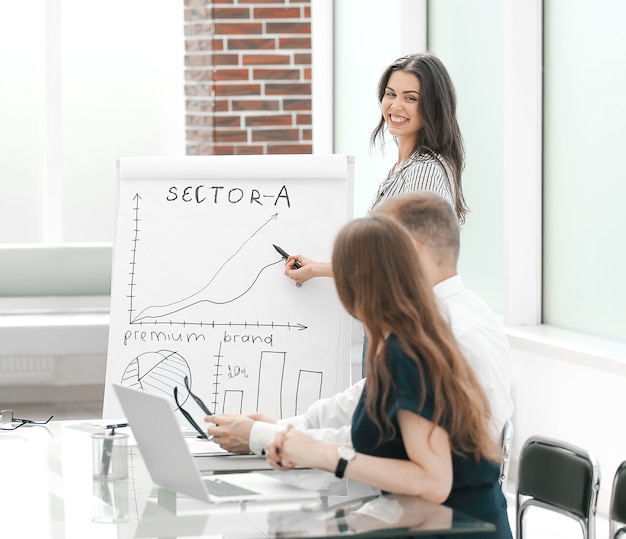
[335,457,349,478]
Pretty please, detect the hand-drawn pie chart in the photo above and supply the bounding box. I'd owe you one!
[120,349,191,409]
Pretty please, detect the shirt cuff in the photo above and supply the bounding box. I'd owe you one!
[249,422,285,456]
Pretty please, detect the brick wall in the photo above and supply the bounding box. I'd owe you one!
[184,0,312,155]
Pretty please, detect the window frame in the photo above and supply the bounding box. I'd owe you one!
[503,0,543,326]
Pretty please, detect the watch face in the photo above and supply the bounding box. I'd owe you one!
[338,445,356,460]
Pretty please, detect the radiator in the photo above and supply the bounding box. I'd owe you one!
[0,355,55,384]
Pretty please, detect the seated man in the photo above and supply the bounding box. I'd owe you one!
[206,191,513,454]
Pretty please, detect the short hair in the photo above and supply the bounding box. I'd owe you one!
[375,191,460,267]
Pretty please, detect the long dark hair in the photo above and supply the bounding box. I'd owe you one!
[370,53,469,224]
[332,216,499,462]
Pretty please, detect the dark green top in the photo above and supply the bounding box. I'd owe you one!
[352,334,512,539]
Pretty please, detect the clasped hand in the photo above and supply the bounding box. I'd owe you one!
[266,427,335,472]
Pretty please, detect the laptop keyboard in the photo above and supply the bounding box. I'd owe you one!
[203,478,259,497]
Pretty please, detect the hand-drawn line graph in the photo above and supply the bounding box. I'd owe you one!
[115,192,321,419]
[120,349,193,410]
[126,194,288,324]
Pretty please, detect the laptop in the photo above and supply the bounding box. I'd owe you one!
[112,383,320,504]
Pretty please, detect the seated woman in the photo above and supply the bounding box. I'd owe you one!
[266,215,512,539]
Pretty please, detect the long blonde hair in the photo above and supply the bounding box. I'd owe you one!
[332,215,499,462]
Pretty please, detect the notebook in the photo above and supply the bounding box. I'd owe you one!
[112,383,320,504]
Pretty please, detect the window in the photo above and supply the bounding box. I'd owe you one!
[542,0,626,340]
[428,0,626,344]
[0,0,185,297]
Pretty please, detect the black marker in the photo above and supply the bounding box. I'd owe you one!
[273,244,302,269]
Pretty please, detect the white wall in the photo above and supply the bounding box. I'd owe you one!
[506,328,626,514]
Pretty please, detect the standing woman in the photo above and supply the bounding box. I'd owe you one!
[368,52,468,221]
[285,52,468,284]
[268,216,512,539]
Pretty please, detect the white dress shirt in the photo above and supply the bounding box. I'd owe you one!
[248,275,513,455]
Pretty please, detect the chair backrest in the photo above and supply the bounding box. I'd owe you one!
[499,419,513,490]
[610,461,626,539]
[516,435,600,539]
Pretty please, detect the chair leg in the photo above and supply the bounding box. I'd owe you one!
[516,505,527,539]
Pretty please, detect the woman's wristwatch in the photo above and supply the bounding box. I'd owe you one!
[334,445,356,478]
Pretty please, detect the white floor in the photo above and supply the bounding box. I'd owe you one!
[3,390,612,539]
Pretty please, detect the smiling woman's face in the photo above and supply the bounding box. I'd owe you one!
[381,70,423,143]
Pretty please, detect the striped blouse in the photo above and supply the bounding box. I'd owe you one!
[367,151,456,214]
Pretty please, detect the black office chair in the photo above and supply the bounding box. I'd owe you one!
[516,435,600,539]
[609,461,626,539]
[499,419,513,490]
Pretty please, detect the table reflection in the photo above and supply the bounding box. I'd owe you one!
[265,493,459,538]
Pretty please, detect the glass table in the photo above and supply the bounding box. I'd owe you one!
[0,420,495,538]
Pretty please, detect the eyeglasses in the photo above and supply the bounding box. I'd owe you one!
[0,410,54,431]
[173,376,212,439]
[184,375,212,416]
